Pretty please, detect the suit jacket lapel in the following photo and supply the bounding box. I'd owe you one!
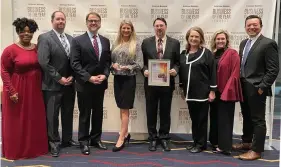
[245,35,263,64]
[83,32,98,61]
[239,40,247,58]
[150,37,158,59]
[163,36,171,59]
[50,30,67,56]
[100,35,105,59]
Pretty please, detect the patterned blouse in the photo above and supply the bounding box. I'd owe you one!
[111,41,143,76]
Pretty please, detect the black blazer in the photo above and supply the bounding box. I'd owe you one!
[141,36,180,90]
[70,32,111,92]
[239,35,279,96]
[38,30,74,91]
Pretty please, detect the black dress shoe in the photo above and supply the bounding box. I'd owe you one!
[211,145,218,152]
[91,140,108,150]
[213,147,231,156]
[148,141,157,151]
[190,147,203,153]
[160,140,171,152]
[80,145,90,155]
[61,139,80,147]
[186,143,195,150]
[49,143,60,157]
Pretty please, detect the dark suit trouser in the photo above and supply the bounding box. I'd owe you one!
[43,86,75,144]
[240,79,266,153]
[77,90,105,144]
[209,93,235,151]
[209,95,219,146]
[187,101,209,149]
[145,87,173,141]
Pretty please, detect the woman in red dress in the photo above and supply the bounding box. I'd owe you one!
[1,18,48,160]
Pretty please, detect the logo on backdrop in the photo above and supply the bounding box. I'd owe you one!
[244,5,263,18]
[104,32,117,48]
[103,108,108,119]
[73,105,79,124]
[120,5,138,20]
[181,5,200,23]
[89,5,107,19]
[129,109,138,121]
[173,85,183,98]
[230,32,248,51]
[58,4,76,21]
[178,108,190,126]
[151,5,168,20]
[72,30,85,38]
[135,84,145,99]
[136,33,153,43]
[27,3,46,20]
[204,32,215,49]
[212,5,231,23]
[167,33,185,49]
[104,83,115,98]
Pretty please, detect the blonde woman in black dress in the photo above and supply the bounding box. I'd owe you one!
[111,20,143,152]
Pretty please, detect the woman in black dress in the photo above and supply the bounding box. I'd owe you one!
[111,20,143,152]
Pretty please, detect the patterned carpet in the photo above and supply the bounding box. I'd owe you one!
[1,119,280,167]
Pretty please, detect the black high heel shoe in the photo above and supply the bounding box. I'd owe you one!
[112,140,126,152]
[125,133,131,145]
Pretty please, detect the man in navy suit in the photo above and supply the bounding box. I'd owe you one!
[70,12,111,155]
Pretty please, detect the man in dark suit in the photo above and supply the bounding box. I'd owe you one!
[232,15,279,160]
[141,18,180,152]
[38,11,79,157]
[70,12,111,155]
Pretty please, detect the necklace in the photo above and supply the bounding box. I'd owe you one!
[16,42,34,50]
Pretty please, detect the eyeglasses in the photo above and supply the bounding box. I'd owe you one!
[87,19,100,23]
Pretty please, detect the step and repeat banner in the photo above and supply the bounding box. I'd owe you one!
[12,0,276,136]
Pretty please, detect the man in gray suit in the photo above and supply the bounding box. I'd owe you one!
[232,15,279,160]
[38,11,79,157]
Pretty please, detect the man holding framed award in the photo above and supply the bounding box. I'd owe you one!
[141,18,180,152]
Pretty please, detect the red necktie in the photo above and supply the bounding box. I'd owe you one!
[157,38,163,59]
[93,35,99,58]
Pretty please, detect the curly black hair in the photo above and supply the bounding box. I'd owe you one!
[12,17,39,34]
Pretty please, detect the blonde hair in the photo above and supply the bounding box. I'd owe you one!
[185,26,205,50]
[210,29,230,52]
[112,20,137,58]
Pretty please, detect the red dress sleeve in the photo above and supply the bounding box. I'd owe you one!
[220,50,243,101]
[1,46,17,96]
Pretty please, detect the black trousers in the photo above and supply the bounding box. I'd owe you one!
[77,89,105,144]
[145,87,173,141]
[240,79,266,152]
[187,101,209,149]
[209,92,235,151]
[43,86,75,144]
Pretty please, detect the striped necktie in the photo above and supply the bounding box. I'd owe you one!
[60,34,70,57]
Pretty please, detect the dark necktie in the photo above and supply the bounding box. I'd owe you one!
[157,38,163,59]
[93,35,99,59]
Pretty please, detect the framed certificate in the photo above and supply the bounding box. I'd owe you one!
[148,59,170,86]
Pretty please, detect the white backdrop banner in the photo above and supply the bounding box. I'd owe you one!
[12,0,276,136]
